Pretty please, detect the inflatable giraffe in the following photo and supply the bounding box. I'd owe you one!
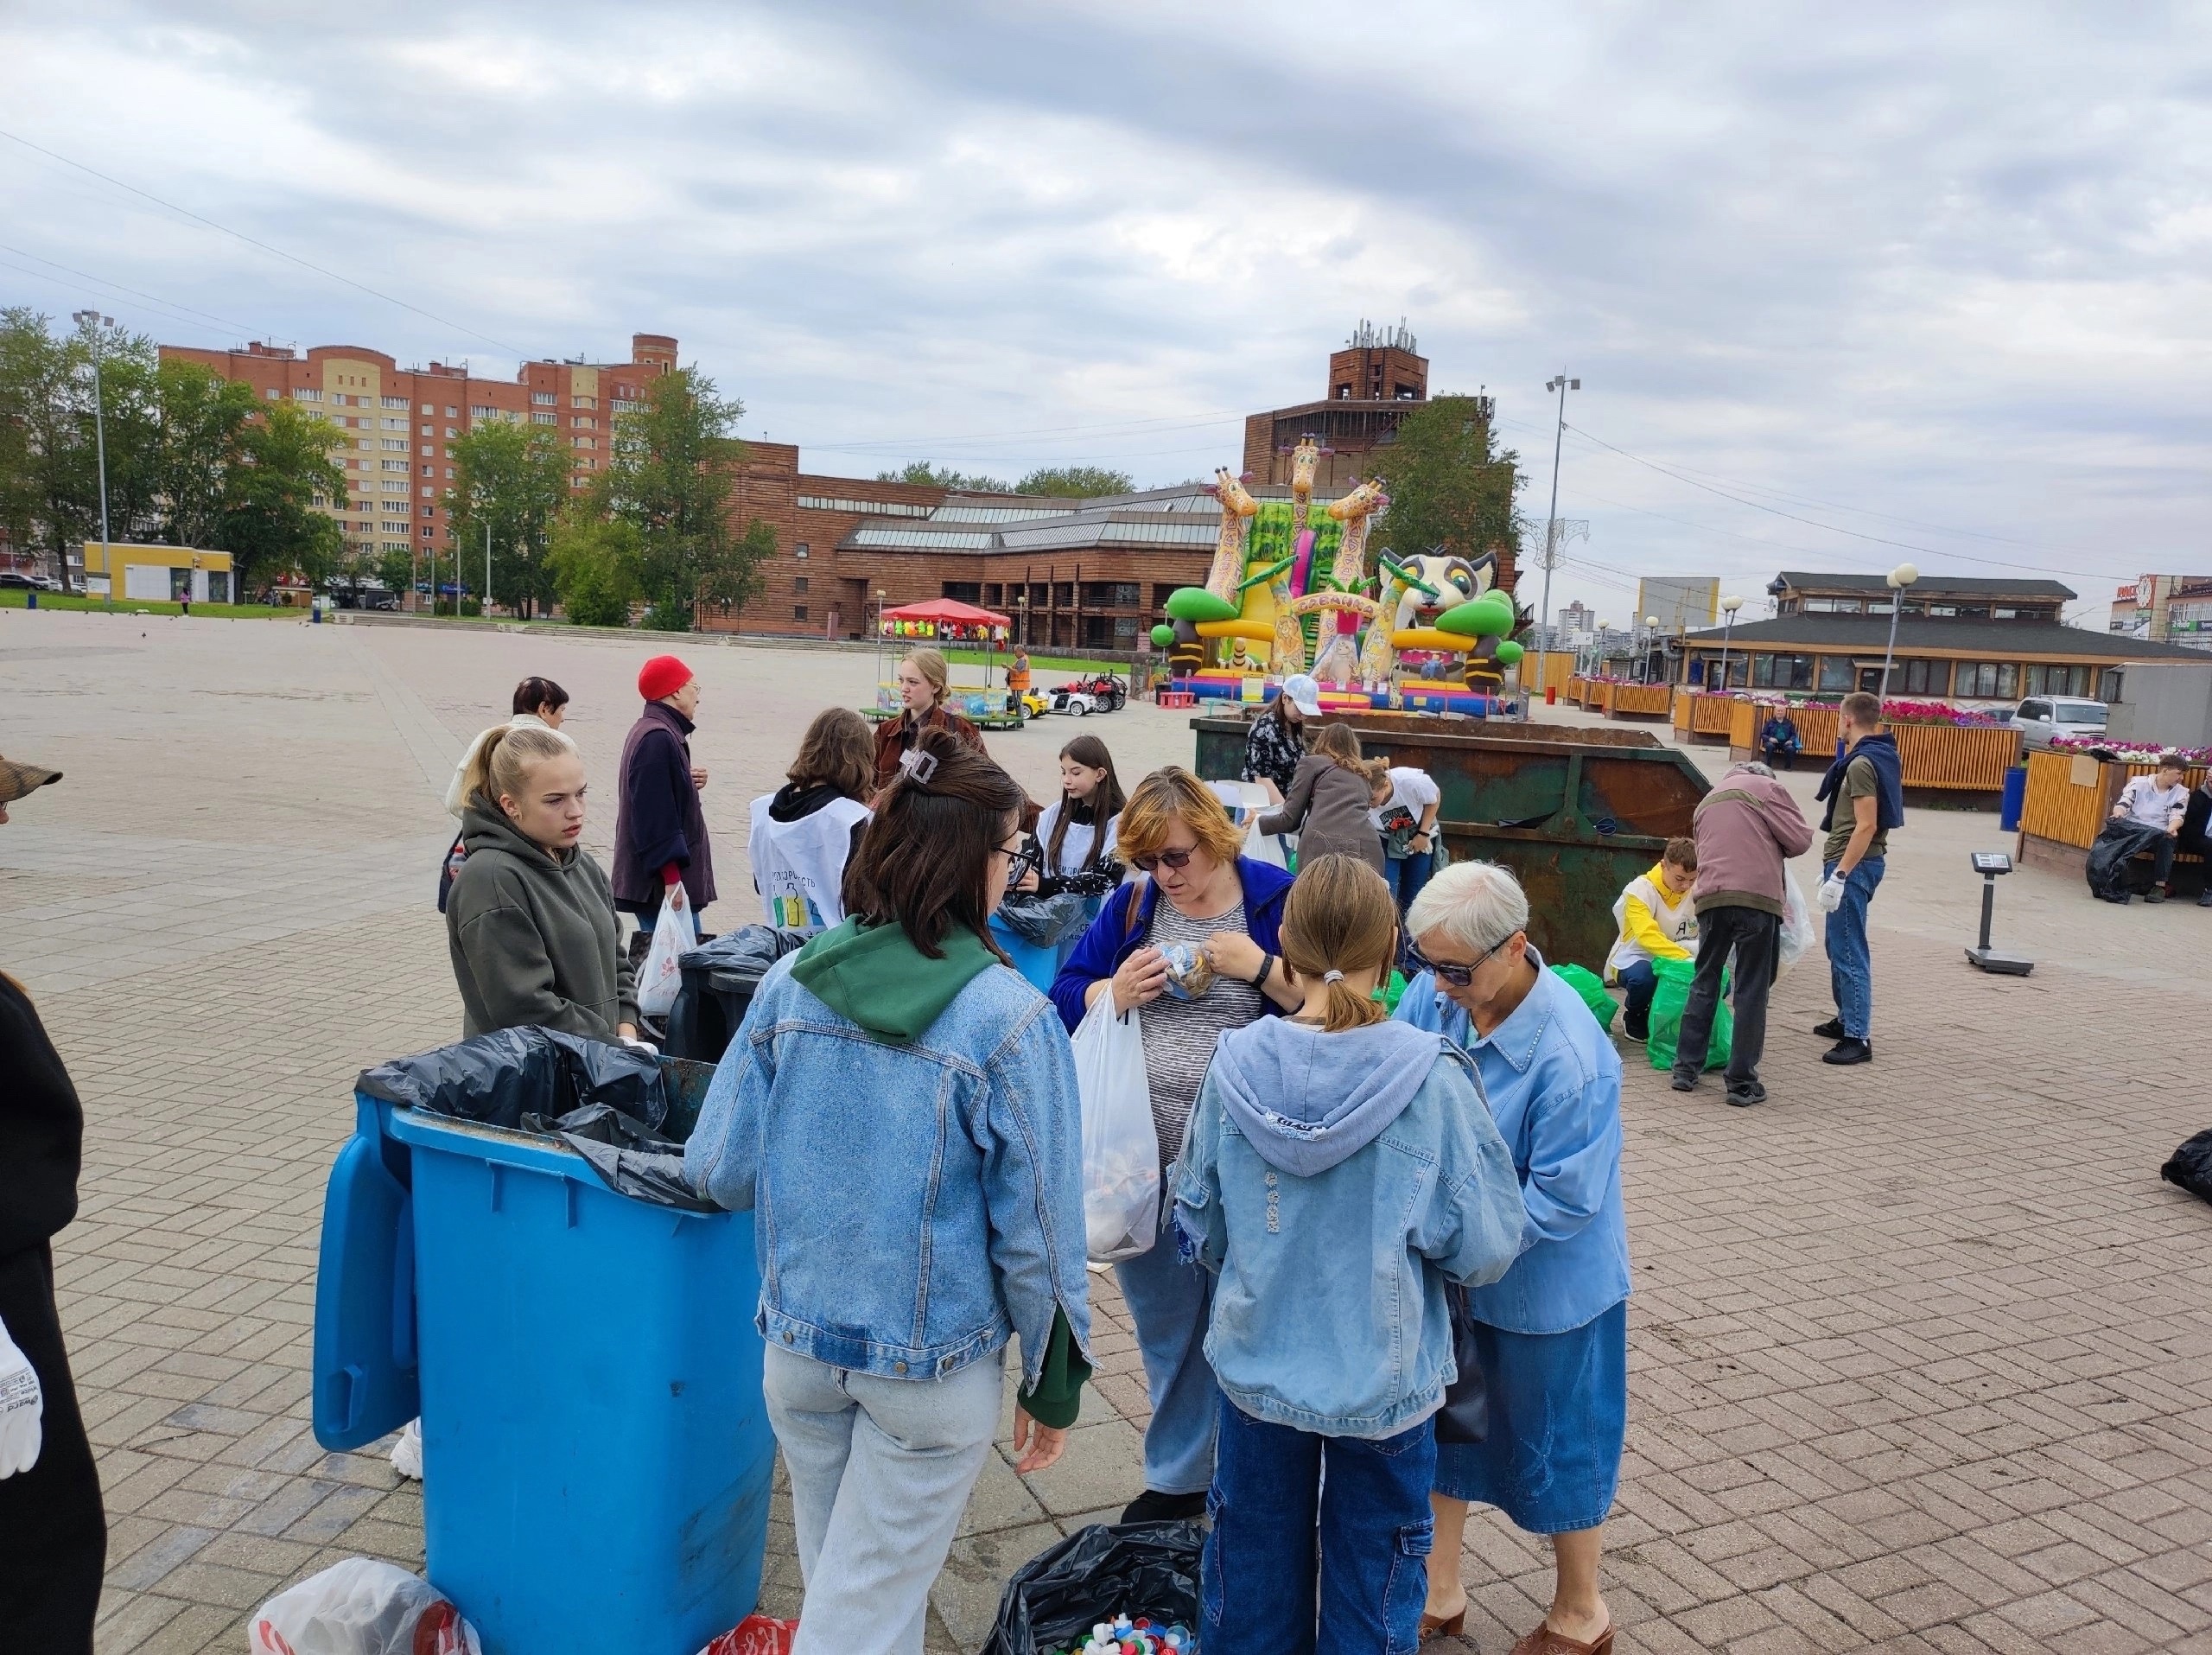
[1295,479,1388,686]
[1268,439,1324,673]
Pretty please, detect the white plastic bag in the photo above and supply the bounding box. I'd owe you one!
[0,1312,42,1479]
[249,1558,482,1655]
[635,882,692,1019]
[1777,870,1814,979]
[1208,778,1289,867]
[1071,990,1160,1263]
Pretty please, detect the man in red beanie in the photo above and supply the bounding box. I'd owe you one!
[613,655,715,958]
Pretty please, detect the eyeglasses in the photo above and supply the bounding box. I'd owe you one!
[1407,935,1516,988]
[996,843,1039,884]
[1130,846,1196,873]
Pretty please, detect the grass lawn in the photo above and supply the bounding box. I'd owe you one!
[0,590,303,620]
[941,647,1123,678]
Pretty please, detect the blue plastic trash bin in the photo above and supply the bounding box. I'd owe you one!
[1999,765,2029,832]
[990,914,1060,993]
[313,1060,772,1655]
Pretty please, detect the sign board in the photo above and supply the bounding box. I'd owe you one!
[2069,754,2101,787]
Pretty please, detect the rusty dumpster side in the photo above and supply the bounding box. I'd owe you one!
[1191,712,1712,973]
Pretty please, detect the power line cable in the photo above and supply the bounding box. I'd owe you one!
[0,243,266,336]
[0,126,531,358]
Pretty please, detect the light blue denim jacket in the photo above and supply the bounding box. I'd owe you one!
[1173,1017,1523,1438]
[684,954,1092,1388]
[1395,949,1632,1334]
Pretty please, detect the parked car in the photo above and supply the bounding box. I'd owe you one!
[2011,697,2108,748]
[0,572,39,589]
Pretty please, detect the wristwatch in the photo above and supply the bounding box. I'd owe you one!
[1250,952,1274,990]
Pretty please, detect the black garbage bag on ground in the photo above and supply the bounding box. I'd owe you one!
[2161,1129,2212,1205]
[995,890,1091,949]
[2086,818,2167,901]
[520,1103,715,1213]
[665,925,806,1063]
[358,1027,669,1131]
[980,1521,1203,1655]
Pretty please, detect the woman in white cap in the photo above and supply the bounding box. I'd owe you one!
[1242,673,1321,803]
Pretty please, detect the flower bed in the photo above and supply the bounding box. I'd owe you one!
[2049,736,2212,766]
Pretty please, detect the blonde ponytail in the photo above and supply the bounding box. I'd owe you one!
[1279,853,1397,1033]
[464,722,578,811]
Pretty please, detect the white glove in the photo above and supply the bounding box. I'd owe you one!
[619,1035,660,1056]
[1817,875,1847,913]
[0,1314,43,1479]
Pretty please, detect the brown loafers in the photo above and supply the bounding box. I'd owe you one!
[1510,1620,1614,1655]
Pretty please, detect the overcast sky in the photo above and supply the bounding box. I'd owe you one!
[4,1,2206,626]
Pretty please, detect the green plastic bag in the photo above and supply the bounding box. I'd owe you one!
[1549,963,1616,1032]
[1647,954,1730,1072]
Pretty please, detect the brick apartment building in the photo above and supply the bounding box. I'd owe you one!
[159,333,678,574]
[1242,319,1446,490]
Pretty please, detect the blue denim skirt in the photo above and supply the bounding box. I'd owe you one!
[1433,1299,1627,1535]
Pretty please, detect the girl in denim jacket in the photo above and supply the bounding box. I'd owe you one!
[1175,855,1523,1654]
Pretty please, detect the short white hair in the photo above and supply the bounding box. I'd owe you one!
[1407,860,1529,956]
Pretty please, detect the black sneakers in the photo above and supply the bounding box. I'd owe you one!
[1822,1037,1872,1065]
[1812,1018,1845,1040]
[1669,1070,1699,1092]
[1726,1081,1767,1107]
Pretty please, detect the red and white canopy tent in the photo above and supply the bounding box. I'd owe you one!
[876,597,1014,688]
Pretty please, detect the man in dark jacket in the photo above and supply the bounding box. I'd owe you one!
[1813,692,1904,1066]
[613,655,716,953]
[0,754,105,1654]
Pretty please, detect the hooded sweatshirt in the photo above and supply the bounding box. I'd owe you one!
[1176,1015,1522,1438]
[446,800,639,1041]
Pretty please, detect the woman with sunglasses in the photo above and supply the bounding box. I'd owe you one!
[1392,860,1630,1655]
[1051,767,1301,1524]
[688,729,1090,1654]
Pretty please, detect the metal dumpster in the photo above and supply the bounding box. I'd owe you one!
[1192,710,1713,971]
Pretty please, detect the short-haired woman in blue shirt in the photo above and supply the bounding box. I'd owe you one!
[1396,861,1630,1655]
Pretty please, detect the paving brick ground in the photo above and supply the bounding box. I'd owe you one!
[3,608,2209,1652]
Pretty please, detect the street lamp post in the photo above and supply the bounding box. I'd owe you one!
[72,311,113,606]
[1717,594,1744,691]
[1880,563,1919,695]
[484,519,493,618]
[1643,614,1660,684]
[1534,373,1580,711]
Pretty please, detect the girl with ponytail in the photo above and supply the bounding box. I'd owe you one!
[1173,853,1523,1652]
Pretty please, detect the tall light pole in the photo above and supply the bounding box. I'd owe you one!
[484,519,493,618]
[1717,594,1744,691]
[72,311,113,606]
[1881,563,1918,695]
[1534,373,1580,709]
[1643,614,1661,684]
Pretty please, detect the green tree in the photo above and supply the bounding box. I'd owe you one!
[875,461,1013,493]
[1369,395,1522,571]
[594,366,761,628]
[0,308,99,592]
[1014,465,1133,498]
[154,359,259,549]
[376,544,416,601]
[220,399,350,595]
[443,418,570,617]
[547,512,641,628]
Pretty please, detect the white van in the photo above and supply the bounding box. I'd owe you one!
[2011,697,2108,748]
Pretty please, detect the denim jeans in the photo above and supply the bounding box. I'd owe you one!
[1614,959,1656,1034]
[1822,856,1885,1040]
[1115,1229,1220,1495]
[1386,850,1433,915]
[763,1345,1003,1655]
[1201,1397,1436,1655]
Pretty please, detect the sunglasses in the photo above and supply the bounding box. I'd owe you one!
[1130,846,1197,873]
[1407,935,1515,988]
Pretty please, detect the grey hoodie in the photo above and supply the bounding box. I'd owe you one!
[1176,1013,1524,1438]
[1210,1016,1444,1175]
[446,800,639,1041]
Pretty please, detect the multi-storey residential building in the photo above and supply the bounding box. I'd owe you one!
[159,334,677,574]
[2110,575,2212,651]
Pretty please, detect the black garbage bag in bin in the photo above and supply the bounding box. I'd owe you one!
[980,1521,1204,1655]
[358,1030,719,1210]
[359,1026,669,1130]
[665,925,806,1063]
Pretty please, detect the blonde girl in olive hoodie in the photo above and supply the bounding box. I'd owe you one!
[445,723,639,1042]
